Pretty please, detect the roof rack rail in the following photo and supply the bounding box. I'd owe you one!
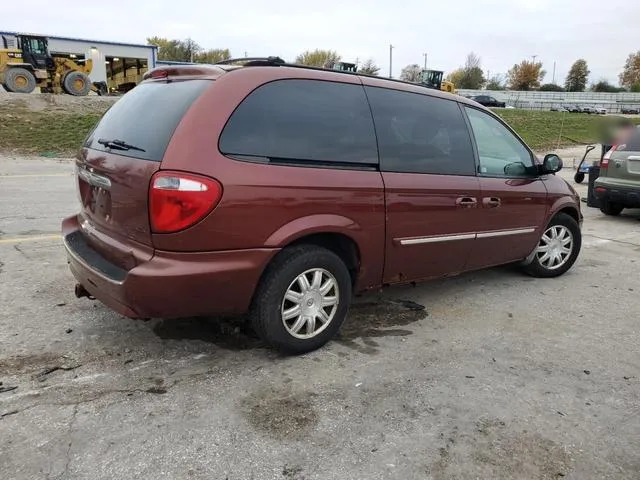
[215,56,450,93]
[216,56,285,66]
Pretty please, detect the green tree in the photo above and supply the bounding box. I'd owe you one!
[486,74,505,90]
[195,48,231,64]
[358,58,380,75]
[540,83,564,92]
[147,36,202,62]
[619,51,640,89]
[444,53,485,89]
[446,68,465,86]
[400,64,422,82]
[182,38,202,63]
[295,49,341,68]
[147,36,184,61]
[507,60,546,90]
[564,59,590,92]
[591,79,625,93]
[458,52,485,89]
[631,82,640,93]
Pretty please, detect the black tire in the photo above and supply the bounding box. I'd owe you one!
[250,245,352,354]
[574,172,585,183]
[522,213,581,278]
[600,201,624,216]
[63,71,91,96]
[4,68,36,94]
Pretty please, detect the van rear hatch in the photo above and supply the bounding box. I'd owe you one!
[76,78,212,250]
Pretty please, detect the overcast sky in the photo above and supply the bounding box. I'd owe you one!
[4,0,639,86]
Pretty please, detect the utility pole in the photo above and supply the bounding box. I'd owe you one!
[244,51,248,58]
[423,52,428,70]
[389,44,394,78]
[531,54,538,63]
[552,61,556,84]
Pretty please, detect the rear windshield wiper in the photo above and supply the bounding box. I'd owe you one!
[97,138,146,152]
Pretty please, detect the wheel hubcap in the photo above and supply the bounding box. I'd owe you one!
[281,268,339,339]
[16,75,27,87]
[536,225,573,270]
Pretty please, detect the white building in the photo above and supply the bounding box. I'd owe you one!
[1,31,157,88]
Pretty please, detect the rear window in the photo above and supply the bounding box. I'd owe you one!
[85,80,210,161]
[620,127,640,151]
[219,79,378,167]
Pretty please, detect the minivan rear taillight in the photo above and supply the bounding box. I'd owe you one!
[149,172,223,233]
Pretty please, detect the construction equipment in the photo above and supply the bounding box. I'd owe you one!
[332,62,357,72]
[419,69,457,94]
[0,34,106,96]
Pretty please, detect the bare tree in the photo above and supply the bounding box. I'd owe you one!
[359,59,380,76]
[465,52,482,70]
[400,64,422,83]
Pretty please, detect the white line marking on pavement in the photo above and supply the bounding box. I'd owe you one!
[0,234,62,245]
[0,174,72,179]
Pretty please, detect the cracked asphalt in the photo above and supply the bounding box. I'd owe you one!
[1,153,639,480]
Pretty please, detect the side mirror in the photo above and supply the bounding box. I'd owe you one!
[542,154,563,174]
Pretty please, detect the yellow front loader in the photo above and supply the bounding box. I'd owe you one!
[0,34,106,96]
[419,69,457,94]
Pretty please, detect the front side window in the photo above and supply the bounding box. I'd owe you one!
[219,79,378,167]
[365,86,475,175]
[465,107,534,177]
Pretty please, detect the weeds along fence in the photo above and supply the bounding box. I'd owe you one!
[457,90,640,113]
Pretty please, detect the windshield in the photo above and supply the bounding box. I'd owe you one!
[85,80,211,161]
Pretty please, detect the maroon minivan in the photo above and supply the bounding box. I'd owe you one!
[62,59,582,353]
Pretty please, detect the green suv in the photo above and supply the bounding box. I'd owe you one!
[595,126,640,215]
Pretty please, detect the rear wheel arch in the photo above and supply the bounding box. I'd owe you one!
[264,215,364,282]
[259,230,362,289]
[286,232,361,286]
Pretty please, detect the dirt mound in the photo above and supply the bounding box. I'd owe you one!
[0,91,118,114]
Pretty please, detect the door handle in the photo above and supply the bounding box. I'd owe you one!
[456,196,477,208]
[483,197,501,208]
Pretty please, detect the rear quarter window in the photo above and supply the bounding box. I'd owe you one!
[85,80,211,162]
[218,79,378,167]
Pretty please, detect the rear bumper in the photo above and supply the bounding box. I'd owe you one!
[593,181,640,207]
[62,215,278,319]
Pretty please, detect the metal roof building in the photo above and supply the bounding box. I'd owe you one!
[1,31,157,88]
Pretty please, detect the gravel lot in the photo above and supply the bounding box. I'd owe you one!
[0,152,639,480]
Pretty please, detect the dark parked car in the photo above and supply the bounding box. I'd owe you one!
[471,95,506,108]
[564,105,583,113]
[62,60,583,353]
[621,107,639,115]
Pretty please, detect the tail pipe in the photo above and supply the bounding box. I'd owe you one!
[74,283,95,300]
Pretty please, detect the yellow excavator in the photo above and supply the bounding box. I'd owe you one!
[419,69,457,94]
[0,34,106,96]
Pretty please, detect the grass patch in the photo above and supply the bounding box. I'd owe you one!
[494,109,640,151]
[0,110,102,156]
